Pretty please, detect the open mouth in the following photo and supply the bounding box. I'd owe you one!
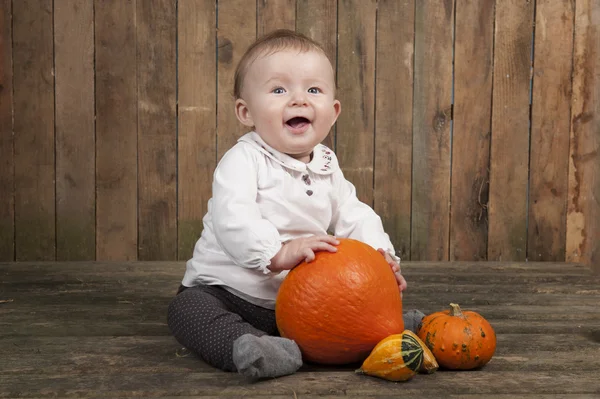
[286,116,311,130]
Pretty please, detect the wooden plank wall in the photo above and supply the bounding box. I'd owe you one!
[0,0,598,271]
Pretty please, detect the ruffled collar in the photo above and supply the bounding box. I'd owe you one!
[238,131,339,175]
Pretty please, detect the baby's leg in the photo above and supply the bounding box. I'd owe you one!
[167,285,301,378]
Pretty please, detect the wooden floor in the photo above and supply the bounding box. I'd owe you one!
[1,261,599,398]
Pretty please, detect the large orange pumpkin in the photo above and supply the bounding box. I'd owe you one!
[417,303,496,370]
[275,238,404,365]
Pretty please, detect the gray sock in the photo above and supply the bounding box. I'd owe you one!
[232,334,303,379]
[403,309,426,333]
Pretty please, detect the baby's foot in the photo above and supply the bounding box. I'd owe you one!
[232,334,303,379]
[403,309,426,333]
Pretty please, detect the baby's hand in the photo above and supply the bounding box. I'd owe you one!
[269,235,339,272]
[378,248,407,292]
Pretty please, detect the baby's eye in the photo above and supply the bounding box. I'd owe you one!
[308,87,321,94]
[272,87,285,94]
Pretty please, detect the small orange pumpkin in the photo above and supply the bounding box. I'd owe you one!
[417,303,496,370]
[275,238,404,365]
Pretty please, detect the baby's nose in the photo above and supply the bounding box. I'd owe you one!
[289,91,308,106]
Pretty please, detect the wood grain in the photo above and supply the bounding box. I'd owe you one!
[12,0,56,261]
[411,0,454,260]
[450,0,494,261]
[137,0,178,260]
[528,0,574,262]
[296,0,337,150]
[488,0,534,261]
[2,1,599,265]
[54,0,95,260]
[336,0,377,206]
[216,0,257,161]
[1,334,599,374]
[1,260,599,397]
[374,0,415,260]
[0,370,598,397]
[177,1,217,260]
[95,0,138,260]
[567,0,600,273]
[0,0,14,261]
[257,0,296,36]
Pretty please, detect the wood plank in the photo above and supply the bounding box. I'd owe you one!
[336,0,377,205]
[3,261,598,306]
[528,0,574,261]
[5,282,600,309]
[54,0,95,261]
[95,0,138,261]
[450,0,494,261]
[257,0,296,37]
[0,395,595,399]
[2,301,597,337]
[4,276,600,308]
[0,260,596,284]
[488,0,535,261]
[0,260,593,277]
[177,1,217,260]
[12,0,55,261]
[216,0,257,161]
[0,370,598,397]
[1,260,599,396]
[0,0,14,261]
[136,0,177,260]
[567,0,600,273]
[0,396,596,399]
[0,396,350,399]
[296,0,337,150]
[0,336,215,374]
[1,334,598,375]
[411,0,454,261]
[3,313,595,338]
[373,0,415,260]
[2,262,599,338]
[2,262,598,295]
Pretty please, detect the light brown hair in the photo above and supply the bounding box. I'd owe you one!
[233,29,333,99]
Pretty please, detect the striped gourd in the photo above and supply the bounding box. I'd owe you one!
[356,330,424,381]
[405,330,439,374]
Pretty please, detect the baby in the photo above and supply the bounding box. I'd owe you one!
[167,29,423,380]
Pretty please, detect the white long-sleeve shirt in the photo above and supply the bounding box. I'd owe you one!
[182,131,399,309]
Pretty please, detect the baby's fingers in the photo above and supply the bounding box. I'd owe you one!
[315,235,340,246]
[396,273,407,292]
[303,248,316,263]
[310,241,338,254]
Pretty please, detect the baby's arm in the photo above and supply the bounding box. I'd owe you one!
[211,146,282,273]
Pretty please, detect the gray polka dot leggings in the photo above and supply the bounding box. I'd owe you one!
[167,285,279,371]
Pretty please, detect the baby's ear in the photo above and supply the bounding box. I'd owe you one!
[332,99,341,125]
[235,99,254,127]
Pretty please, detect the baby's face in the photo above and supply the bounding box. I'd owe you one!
[235,49,341,162]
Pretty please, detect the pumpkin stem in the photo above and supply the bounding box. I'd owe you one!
[449,303,464,318]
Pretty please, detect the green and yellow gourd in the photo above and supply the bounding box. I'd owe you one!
[356,330,425,382]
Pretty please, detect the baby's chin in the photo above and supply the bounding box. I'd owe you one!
[284,148,314,162]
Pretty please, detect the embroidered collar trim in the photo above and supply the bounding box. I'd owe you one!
[238,132,339,175]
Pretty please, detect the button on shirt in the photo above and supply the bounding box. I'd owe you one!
[182,131,400,309]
